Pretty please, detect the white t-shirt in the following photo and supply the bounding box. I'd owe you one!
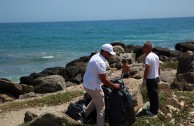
[145,52,159,79]
[83,53,106,90]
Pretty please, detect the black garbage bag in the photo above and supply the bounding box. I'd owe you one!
[107,78,136,126]
[65,102,84,120]
[65,93,92,120]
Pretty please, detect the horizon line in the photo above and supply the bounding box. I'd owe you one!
[0,16,194,24]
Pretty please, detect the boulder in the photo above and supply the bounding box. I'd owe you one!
[125,45,143,58]
[177,51,194,74]
[111,42,126,49]
[20,72,46,86]
[0,93,15,103]
[20,67,66,86]
[24,111,38,122]
[21,84,34,93]
[153,46,171,57]
[73,73,84,84]
[33,75,66,93]
[113,46,125,55]
[160,70,176,83]
[19,92,40,99]
[175,41,194,52]
[130,67,143,79]
[65,56,89,83]
[40,67,66,78]
[0,79,23,97]
[171,72,194,91]
[119,53,136,64]
[108,55,122,69]
[29,113,65,126]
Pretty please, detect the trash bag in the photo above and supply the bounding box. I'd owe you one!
[107,78,136,126]
[65,102,84,120]
[65,93,92,120]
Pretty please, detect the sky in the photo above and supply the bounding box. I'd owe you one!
[0,0,194,23]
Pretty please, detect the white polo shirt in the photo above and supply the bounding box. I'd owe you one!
[83,53,106,90]
[145,52,159,79]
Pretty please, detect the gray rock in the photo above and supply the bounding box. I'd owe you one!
[0,79,23,97]
[33,75,66,93]
[113,45,125,55]
[108,55,122,69]
[21,84,34,93]
[175,41,194,52]
[0,93,15,103]
[160,70,176,83]
[171,72,194,91]
[119,53,136,64]
[29,113,65,126]
[177,51,194,74]
[19,92,38,99]
[130,67,142,79]
[24,111,38,122]
[137,54,146,63]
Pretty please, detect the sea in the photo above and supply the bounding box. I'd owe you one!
[0,17,194,82]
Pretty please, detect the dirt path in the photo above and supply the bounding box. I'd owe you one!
[0,85,84,126]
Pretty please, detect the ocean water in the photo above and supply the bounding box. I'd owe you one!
[0,17,194,82]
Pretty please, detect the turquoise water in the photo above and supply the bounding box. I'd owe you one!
[0,17,194,82]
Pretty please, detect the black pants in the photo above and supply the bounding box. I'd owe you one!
[146,78,159,114]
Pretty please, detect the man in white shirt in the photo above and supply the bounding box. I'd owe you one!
[143,42,160,115]
[81,43,120,126]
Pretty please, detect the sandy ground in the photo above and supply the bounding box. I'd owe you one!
[0,85,84,126]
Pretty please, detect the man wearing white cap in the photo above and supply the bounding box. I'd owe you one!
[81,43,120,126]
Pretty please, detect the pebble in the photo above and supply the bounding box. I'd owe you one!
[167,113,172,118]
[169,119,175,125]
[192,103,194,107]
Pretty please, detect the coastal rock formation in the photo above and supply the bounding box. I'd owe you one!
[65,56,90,83]
[171,51,194,91]
[20,67,66,86]
[0,79,23,98]
[160,70,176,83]
[0,93,15,103]
[177,51,194,74]
[28,113,66,126]
[175,41,194,52]
[153,46,182,61]
[24,111,38,122]
[113,45,125,55]
[33,75,66,93]
[21,84,34,93]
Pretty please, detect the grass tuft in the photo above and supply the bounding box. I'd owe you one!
[0,90,84,112]
[160,61,178,70]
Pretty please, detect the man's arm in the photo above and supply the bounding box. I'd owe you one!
[144,64,150,80]
[158,63,160,76]
[99,74,120,89]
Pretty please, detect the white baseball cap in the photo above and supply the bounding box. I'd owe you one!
[101,43,116,55]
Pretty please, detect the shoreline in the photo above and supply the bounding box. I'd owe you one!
[1,41,194,83]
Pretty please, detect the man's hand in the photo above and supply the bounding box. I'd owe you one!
[112,83,120,89]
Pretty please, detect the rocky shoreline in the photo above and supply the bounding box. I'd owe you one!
[1,41,194,103]
[0,41,194,125]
